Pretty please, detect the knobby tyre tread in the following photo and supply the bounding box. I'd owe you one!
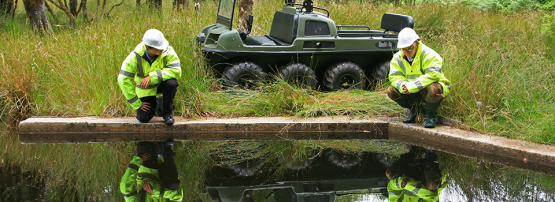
[223,62,265,90]
[323,62,365,91]
[279,63,317,90]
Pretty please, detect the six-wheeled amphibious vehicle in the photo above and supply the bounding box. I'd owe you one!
[196,0,414,90]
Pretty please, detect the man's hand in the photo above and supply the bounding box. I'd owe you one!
[139,153,152,161]
[139,102,151,112]
[401,177,410,188]
[402,84,411,94]
[142,181,153,194]
[140,76,151,88]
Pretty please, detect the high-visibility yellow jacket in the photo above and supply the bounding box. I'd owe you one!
[120,156,143,201]
[136,165,184,202]
[389,43,451,96]
[387,174,449,202]
[118,42,182,110]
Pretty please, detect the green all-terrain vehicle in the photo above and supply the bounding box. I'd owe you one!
[196,0,413,90]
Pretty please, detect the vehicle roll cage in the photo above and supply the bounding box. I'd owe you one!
[286,0,330,17]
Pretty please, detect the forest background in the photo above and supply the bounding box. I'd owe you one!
[0,0,554,200]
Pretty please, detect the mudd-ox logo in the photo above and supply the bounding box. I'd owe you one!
[375,41,395,49]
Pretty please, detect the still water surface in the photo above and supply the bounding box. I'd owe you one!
[200,146,555,202]
[1,140,554,201]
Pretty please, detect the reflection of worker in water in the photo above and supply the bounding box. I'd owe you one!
[385,146,448,202]
[120,141,183,201]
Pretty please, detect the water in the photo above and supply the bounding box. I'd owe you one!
[200,147,555,202]
[1,137,554,201]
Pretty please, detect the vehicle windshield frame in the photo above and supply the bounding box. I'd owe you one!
[217,0,236,29]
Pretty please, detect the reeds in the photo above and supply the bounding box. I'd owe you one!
[0,0,554,200]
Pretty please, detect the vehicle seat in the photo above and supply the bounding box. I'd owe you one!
[245,36,277,46]
[380,13,414,32]
[269,10,299,45]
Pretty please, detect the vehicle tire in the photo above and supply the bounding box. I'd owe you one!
[223,61,265,90]
[279,63,317,89]
[369,60,390,88]
[323,62,366,91]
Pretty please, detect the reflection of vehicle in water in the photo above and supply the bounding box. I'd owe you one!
[203,149,391,201]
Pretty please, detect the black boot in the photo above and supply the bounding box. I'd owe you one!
[425,101,442,128]
[393,99,417,123]
[156,96,164,117]
[403,109,417,123]
[163,112,174,125]
[163,138,175,156]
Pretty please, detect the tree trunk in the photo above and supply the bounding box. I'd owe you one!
[69,0,77,16]
[44,0,58,24]
[80,0,86,22]
[22,0,52,35]
[237,0,253,32]
[148,0,161,10]
[173,0,187,10]
[0,0,15,16]
[47,0,77,26]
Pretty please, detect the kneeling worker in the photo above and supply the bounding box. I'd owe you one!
[387,28,451,128]
[118,29,181,125]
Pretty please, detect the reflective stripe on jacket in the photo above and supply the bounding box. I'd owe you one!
[389,43,451,96]
[118,42,182,110]
[136,165,184,202]
[387,174,449,202]
[120,156,144,202]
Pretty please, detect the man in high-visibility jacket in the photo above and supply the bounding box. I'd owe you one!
[120,142,157,201]
[387,174,449,202]
[120,151,148,201]
[118,29,181,125]
[386,145,449,202]
[120,142,184,202]
[388,28,451,128]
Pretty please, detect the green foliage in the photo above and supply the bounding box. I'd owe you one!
[544,0,555,10]
[542,12,555,61]
[1,0,555,200]
[439,153,555,201]
[424,0,553,11]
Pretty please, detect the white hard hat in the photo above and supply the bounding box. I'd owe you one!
[397,28,419,49]
[142,29,169,50]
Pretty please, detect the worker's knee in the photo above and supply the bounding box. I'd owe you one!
[136,113,154,123]
[387,86,401,100]
[163,79,179,89]
[136,116,152,123]
[429,83,443,95]
[424,83,443,103]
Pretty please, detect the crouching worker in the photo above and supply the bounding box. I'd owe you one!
[387,28,451,128]
[121,141,183,202]
[118,29,182,125]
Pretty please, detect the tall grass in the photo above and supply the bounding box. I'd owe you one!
[1,0,553,141]
[1,0,554,200]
